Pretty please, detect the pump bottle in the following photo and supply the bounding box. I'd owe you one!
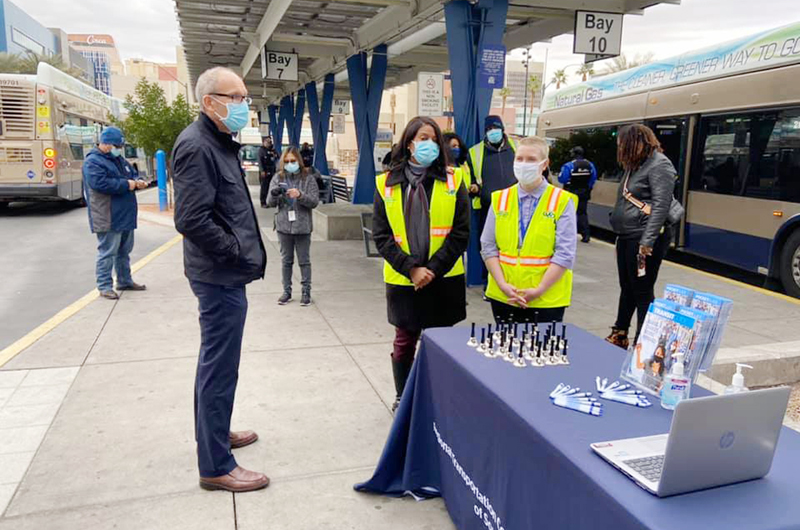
[661,352,691,410]
[724,363,753,394]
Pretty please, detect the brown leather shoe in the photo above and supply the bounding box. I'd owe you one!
[199,466,270,492]
[99,290,119,300]
[605,328,630,349]
[229,430,258,449]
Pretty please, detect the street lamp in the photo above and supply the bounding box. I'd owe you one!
[521,45,532,136]
[157,64,190,103]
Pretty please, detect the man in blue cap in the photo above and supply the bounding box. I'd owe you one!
[82,126,148,300]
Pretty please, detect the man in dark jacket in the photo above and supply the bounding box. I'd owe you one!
[257,136,278,207]
[82,126,148,300]
[173,66,269,493]
[300,142,314,168]
[559,146,598,243]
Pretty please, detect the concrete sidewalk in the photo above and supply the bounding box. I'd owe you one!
[1,195,800,528]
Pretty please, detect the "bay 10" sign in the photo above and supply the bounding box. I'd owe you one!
[261,50,298,81]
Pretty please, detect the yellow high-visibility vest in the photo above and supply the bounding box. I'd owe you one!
[468,137,517,210]
[375,171,465,286]
[485,183,576,308]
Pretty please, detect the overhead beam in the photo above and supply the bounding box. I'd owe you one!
[240,0,294,79]
[508,0,627,11]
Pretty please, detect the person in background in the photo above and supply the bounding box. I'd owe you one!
[268,147,320,307]
[558,146,597,243]
[469,116,517,232]
[372,116,470,412]
[172,66,269,493]
[82,126,148,300]
[381,144,396,172]
[300,142,314,168]
[481,136,577,324]
[443,132,479,207]
[258,136,278,208]
[606,124,677,349]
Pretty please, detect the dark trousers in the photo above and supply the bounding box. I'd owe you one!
[259,173,273,206]
[614,230,671,339]
[490,300,566,325]
[189,280,248,478]
[277,232,311,294]
[576,196,590,240]
[392,327,421,363]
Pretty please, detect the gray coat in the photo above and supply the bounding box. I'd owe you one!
[610,151,677,247]
[267,169,320,235]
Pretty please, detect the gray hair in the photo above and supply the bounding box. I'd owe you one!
[194,66,239,107]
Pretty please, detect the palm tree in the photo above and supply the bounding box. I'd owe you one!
[18,51,89,81]
[498,87,512,115]
[0,53,22,74]
[577,63,595,82]
[552,69,567,90]
[528,74,541,114]
[598,52,655,76]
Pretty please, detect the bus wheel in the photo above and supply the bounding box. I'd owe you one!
[0,202,8,211]
[779,230,800,298]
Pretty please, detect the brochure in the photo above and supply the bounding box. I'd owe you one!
[663,284,696,306]
[621,303,697,396]
[690,292,733,371]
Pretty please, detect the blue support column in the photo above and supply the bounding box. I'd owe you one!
[291,89,306,147]
[347,44,388,204]
[268,105,280,153]
[306,73,334,174]
[445,0,509,286]
[277,96,293,151]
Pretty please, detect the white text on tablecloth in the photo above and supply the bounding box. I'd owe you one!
[434,422,506,530]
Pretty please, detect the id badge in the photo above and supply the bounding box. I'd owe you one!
[288,210,297,222]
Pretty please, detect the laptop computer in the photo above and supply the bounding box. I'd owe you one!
[590,387,791,497]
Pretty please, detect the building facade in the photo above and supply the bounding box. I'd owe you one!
[68,34,124,95]
[0,0,57,57]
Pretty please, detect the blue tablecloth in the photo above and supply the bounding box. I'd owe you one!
[355,325,800,530]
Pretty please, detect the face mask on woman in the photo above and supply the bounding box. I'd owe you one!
[285,161,300,174]
[450,147,461,161]
[513,160,545,187]
[412,140,440,168]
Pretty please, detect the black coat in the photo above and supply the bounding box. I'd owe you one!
[372,167,470,330]
[173,113,267,286]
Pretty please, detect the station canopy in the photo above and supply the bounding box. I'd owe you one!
[175,0,678,107]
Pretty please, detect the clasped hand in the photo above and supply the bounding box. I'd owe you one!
[500,282,542,308]
[410,267,435,291]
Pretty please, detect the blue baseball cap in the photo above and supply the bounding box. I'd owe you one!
[100,127,125,146]
[484,115,504,132]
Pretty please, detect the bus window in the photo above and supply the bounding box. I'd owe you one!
[549,125,623,182]
[69,144,84,160]
[124,145,137,158]
[692,108,800,202]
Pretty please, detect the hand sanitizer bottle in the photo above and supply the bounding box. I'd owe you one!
[724,363,753,394]
[661,352,691,410]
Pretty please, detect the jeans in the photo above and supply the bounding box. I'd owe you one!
[189,281,248,478]
[95,230,134,292]
[614,230,671,340]
[277,232,311,294]
[490,300,566,325]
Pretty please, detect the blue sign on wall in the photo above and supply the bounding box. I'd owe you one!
[26,170,35,180]
[478,44,506,89]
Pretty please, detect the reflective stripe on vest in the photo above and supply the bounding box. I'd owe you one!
[485,183,574,308]
[376,171,465,286]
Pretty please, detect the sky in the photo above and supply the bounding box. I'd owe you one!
[22,0,800,79]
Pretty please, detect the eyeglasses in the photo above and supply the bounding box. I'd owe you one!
[211,93,252,105]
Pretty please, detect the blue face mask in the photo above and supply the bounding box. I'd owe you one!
[412,140,440,168]
[486,128,503,144]
[110,147,123,157]
[285,162,300,174]
[213,98,250,133]
[450,147,461,160]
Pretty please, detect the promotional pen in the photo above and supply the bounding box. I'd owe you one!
[553,397,603,416]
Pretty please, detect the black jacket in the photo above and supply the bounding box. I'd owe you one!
[479,138,516,206]
[372,168,470,330]
[173,113,267,286]
[258,146,278,176]
[610,151,677,247]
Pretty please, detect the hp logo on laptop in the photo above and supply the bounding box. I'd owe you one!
[720,431,736,449]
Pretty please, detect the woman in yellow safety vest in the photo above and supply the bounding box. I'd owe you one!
[480,136,578,324]
[372,116,470,412]
[443,132,480,208]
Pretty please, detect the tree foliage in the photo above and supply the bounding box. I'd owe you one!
[112,78,197,160]
[0,52,89,83]
[551,69,568,89]
[577,63,595,81]
[597,52,655,76]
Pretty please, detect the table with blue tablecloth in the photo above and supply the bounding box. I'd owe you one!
[355,325,800,530]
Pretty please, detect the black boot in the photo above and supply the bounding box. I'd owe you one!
[391,357,413,413]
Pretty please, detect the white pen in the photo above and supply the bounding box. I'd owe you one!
[553,397,603,416]
[601,393,652,407]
